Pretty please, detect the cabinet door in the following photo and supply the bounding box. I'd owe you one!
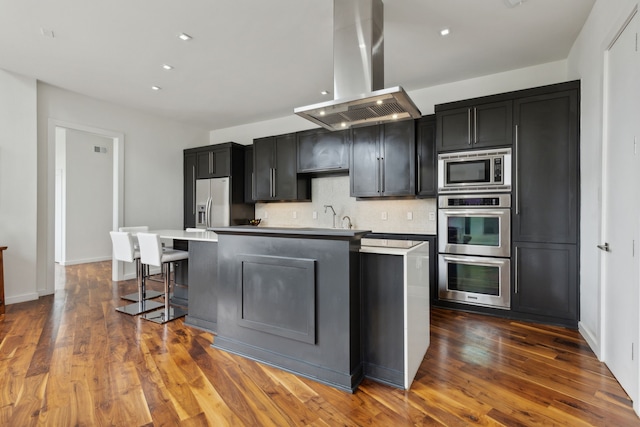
[437,107,471,151]
[183,153,197,229]
[350,126,381,197]
[472,100,513,148]
[297,128,349,173]
[211,148,230,177]
[381,120,415,196]
[273,133,298,199]
[244,145,254,203]
[513,90,578,244]
[512,242,577,322]
[362,252,404,387]
[416,115,437,197]
[196,151,212,179]
[253,137,275,200]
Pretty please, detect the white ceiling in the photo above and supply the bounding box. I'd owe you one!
[0,0,595,130]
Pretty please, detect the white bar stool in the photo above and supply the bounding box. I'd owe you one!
[137,232,189,324]
[110,231,164,315]
[118,226,164,302]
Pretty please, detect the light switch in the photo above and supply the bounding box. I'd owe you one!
[381,212,388,220]
[407,212,413,220]
[428,212,436,221]
[313,211,318,219]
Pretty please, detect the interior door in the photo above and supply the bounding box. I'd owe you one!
[602,11,639,406]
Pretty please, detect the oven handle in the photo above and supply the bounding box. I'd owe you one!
[439,209,509,217]
[441,254,509,268]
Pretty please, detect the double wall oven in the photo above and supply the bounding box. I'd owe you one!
[437,148,512,309]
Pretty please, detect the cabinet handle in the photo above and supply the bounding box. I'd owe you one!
[211,152,216,174]
[192,165,196,215]
[514,246,519,294]
[468,108,472,145]
[270,168,275,198]
[417,154,422,193]
[380,157,385,193]
[474,107,478,144]
[515,124,520,215]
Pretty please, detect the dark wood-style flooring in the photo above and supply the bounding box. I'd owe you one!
[0,261,638,426]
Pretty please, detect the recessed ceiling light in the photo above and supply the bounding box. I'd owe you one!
[178,33,192,41]
[376,99,383,105]
[162,64,174,70]
[40,28,55,38]
[320,90,330,95]
[504,0,527,7]
[151,86,161,91]
[319,110,326,116]
[440,28,450,36]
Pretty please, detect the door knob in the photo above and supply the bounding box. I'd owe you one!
[597,243,610,252]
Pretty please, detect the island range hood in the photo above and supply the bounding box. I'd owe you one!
[294,0,421,131]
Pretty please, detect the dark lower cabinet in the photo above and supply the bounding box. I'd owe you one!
[512,242,577,324]
[184,241,218,333]
[362,252,404,388]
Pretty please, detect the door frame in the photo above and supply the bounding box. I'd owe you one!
[46,119,125,294]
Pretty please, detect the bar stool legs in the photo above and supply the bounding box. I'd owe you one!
[120,260,163,302]
[115,259,164,316]
[141,260,187,324]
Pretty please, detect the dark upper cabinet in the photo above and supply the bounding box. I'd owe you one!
[415,115,437,197]
[350,120,416,197]
[183,153,197,229]
[253,134,311,201]
[297,128,349,173]
[244,145,254,204]
[436,100,513,151]
[196,146,230,179]
[512,89,579,244]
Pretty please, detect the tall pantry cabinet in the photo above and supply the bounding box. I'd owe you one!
[511,81,580,326]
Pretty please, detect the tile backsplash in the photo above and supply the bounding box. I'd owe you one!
[255,175,436,235]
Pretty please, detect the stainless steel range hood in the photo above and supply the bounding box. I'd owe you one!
[294,0,421,131]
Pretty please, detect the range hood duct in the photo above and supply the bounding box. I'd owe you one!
[294,0,421,131]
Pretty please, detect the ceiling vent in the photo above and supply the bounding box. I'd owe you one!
[294,0,421,131]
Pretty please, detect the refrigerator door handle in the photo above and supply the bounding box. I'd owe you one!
[205,196,211,228]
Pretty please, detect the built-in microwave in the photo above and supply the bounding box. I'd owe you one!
[438,148,511,193]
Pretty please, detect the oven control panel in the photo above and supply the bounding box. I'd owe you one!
[439,193,511,208]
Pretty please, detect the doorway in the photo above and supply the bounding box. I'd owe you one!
[601,8,639,411]
[46,120,125,294]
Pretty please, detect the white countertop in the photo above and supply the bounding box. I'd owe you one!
[151,229,218,242]
[360,239,426,255]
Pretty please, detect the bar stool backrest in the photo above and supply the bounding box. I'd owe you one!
[119,226,149,248]
[137,233,163,267]
[110,231,135,263]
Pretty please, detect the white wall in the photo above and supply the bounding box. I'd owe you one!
[567,0,638,361]
[36,83,209,297]
[210,60,569,145]
[0,70,39,305]
[62,129,114,265]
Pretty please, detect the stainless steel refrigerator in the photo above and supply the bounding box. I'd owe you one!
[195,177,230,229]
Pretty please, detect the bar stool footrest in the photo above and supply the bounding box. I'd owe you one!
[120,290,164,302]
[115,299,165,316]
[141,306,187,324]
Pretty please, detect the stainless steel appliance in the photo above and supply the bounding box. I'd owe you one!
[437,194,511,309]
[195,177,230,229]
[438,148,511,193]
[438,194,510,258]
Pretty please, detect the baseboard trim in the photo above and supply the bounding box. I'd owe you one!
[578,321,601,361]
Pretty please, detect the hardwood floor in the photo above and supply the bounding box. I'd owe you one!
[0,261,638,426]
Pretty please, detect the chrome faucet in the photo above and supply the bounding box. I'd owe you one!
[324,205,337,228]
[342,215,352,229]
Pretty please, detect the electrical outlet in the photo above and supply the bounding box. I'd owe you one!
[292,211,297,219]
[263,211,268,219]
[313,211,318,219]
[428,212,436,221]
[381,212,388,220]
[407,212,413,220]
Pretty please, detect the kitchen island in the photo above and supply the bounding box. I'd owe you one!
[211,226,370,392]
